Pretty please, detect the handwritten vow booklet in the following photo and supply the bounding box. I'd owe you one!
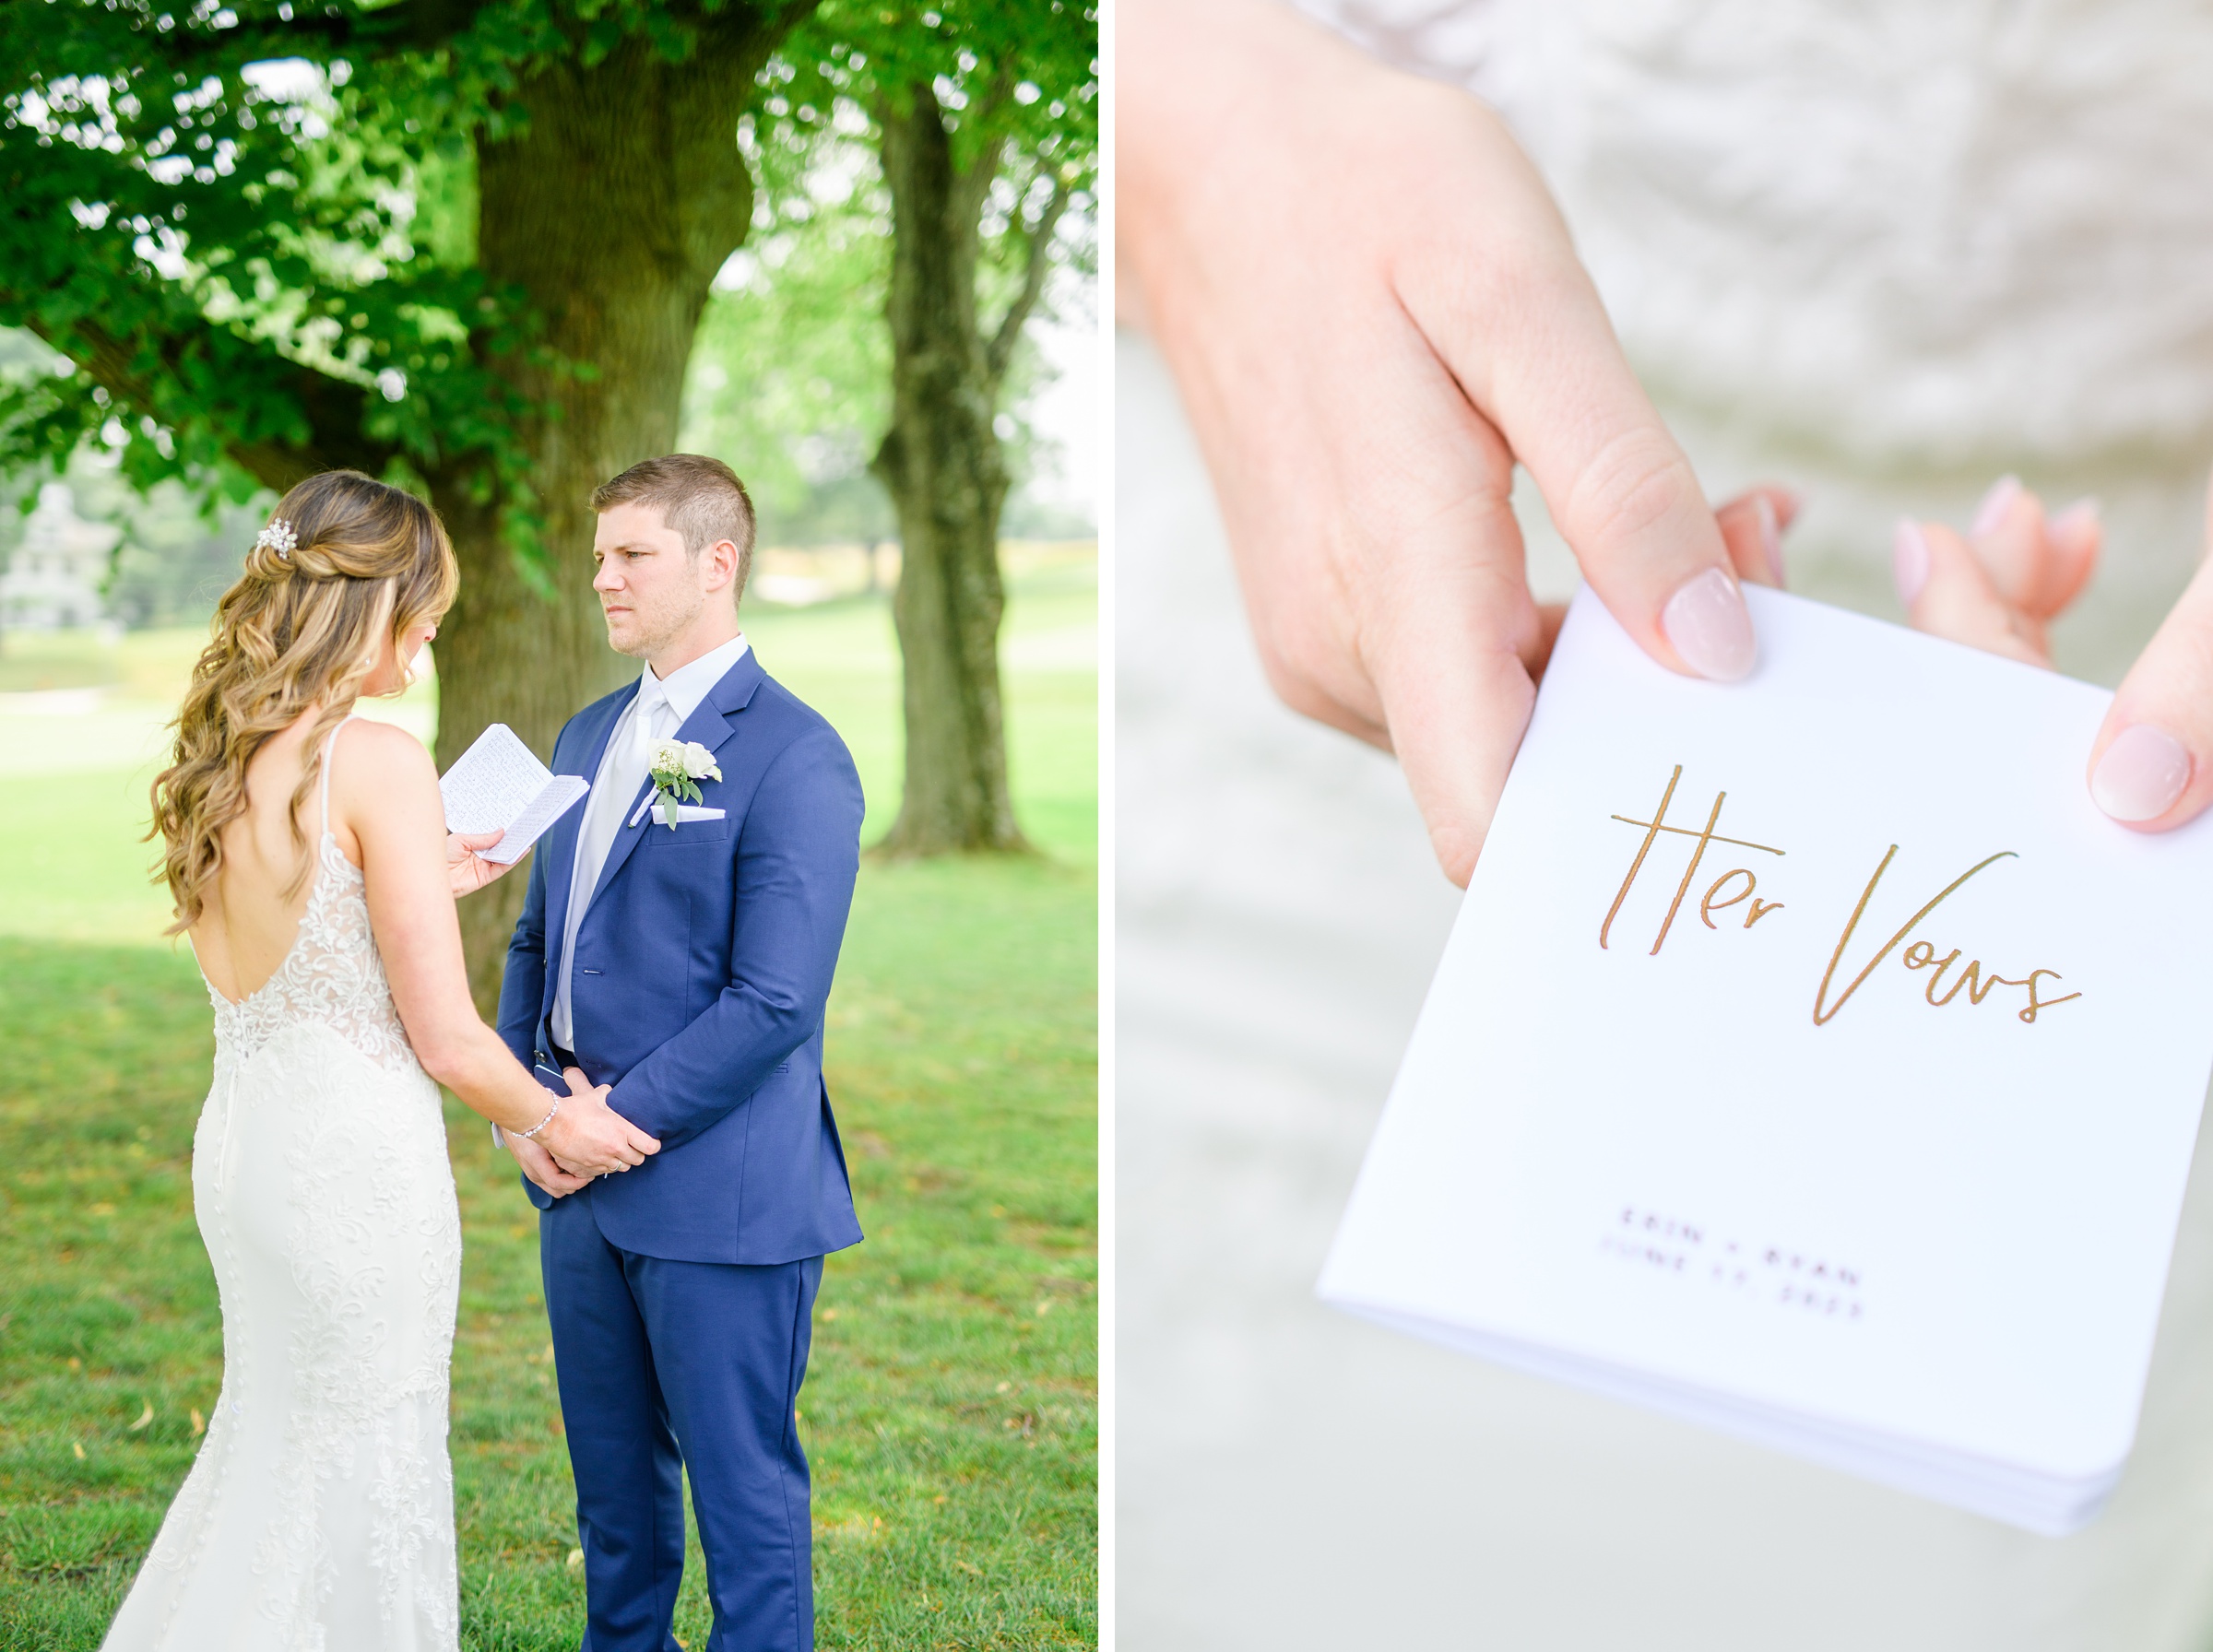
[438,723,588,865]
[1320,585,2213,1534]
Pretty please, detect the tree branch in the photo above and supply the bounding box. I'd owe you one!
[16,308,396,491]
[985,168,1069,387]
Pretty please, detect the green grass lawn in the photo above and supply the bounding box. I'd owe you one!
[0,555,1097,1649]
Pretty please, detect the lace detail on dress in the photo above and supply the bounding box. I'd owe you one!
[207,832,420,1083]
[245,1027,460,1644]
[104,720,462,1652]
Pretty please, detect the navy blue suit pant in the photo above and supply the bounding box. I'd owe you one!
[540,1191,822,1652]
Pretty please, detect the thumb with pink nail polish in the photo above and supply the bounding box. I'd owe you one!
[2091,726,2192,823]
[2088,478,2213,831]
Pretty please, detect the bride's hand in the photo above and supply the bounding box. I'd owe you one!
[537,1066,661,1176]
[1122,0,1759,885]
[447,830,516,896]
[1894,476,2101,670]
[508,1129,594,1198]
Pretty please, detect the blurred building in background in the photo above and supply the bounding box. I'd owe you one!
[0,481,116,631]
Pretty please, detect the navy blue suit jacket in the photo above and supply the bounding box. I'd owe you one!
[496,648,866,1266]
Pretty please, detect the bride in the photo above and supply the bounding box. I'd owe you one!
[107,468,661,1650]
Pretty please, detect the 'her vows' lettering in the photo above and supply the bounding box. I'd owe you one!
[1601,765,2080,1029]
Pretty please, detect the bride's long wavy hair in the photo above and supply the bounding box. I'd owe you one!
[150,470,457,935]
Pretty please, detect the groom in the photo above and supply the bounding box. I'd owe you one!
[496,454,864,1652]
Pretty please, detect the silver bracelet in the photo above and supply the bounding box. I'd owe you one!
[520,1093,562,1140]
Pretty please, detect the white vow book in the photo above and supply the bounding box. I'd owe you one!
[1320,584,2213,1534]
[438,723,588,865]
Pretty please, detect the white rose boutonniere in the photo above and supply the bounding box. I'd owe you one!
[645,738,722,828]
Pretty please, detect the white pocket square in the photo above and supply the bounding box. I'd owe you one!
[628,797,728,827]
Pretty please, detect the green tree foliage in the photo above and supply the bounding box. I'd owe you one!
[0,0,808,993]
[0,4,543,520]
[0,0,1095,920]
[680,165,897,548]
[770,0,1097,854]
[679,118,1087,553]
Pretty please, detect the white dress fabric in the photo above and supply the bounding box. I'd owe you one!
[1120,6,2213,1646]
[104,721,464,1652]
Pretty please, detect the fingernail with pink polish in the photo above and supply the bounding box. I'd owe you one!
[1661,566,1757,681]
[2091,724,2192,822]
[2051,496,2101,540]
[1971,474,2022,537]
[1893,518,1930,607]
[1754,493,1785,588]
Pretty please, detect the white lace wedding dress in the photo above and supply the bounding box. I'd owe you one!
[104,719,464,1652]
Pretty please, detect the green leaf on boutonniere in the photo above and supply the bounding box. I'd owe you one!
[649,772,709,828]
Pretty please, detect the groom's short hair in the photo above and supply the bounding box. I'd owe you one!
[591,454,758,596]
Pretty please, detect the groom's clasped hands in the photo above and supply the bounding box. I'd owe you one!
[508,1065,660,1198]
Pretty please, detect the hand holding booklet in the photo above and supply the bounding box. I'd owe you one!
[1320,584,2213,1533]
[439,723,588,865]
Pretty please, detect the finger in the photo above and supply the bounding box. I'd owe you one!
[455,830,506,852]
[1714,488,1792,590]
[1365,498,1546,885]
[1964,475,2035,606]
[2039,497,2102,619]
[1895,518,2049,668]
[1964,477,2103,624]
[1527,600,1568,682]
[1962,475,2057,616]
[563,1066,593,1097]
[1417,242,1752,681]
[2088,516,2213,829]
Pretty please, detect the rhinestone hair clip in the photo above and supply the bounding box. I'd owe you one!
[254,518,298,561]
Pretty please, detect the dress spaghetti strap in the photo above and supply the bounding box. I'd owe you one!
[319,715,356,840]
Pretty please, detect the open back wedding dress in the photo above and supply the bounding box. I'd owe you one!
[105,718,464,1652]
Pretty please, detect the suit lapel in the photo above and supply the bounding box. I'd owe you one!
[583,647,765,914]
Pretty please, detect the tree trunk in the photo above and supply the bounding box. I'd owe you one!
[870,87,1027,856]
[432,22,776,1011]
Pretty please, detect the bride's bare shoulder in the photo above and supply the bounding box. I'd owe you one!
[332,720,441,837]
[339,718,438,783]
